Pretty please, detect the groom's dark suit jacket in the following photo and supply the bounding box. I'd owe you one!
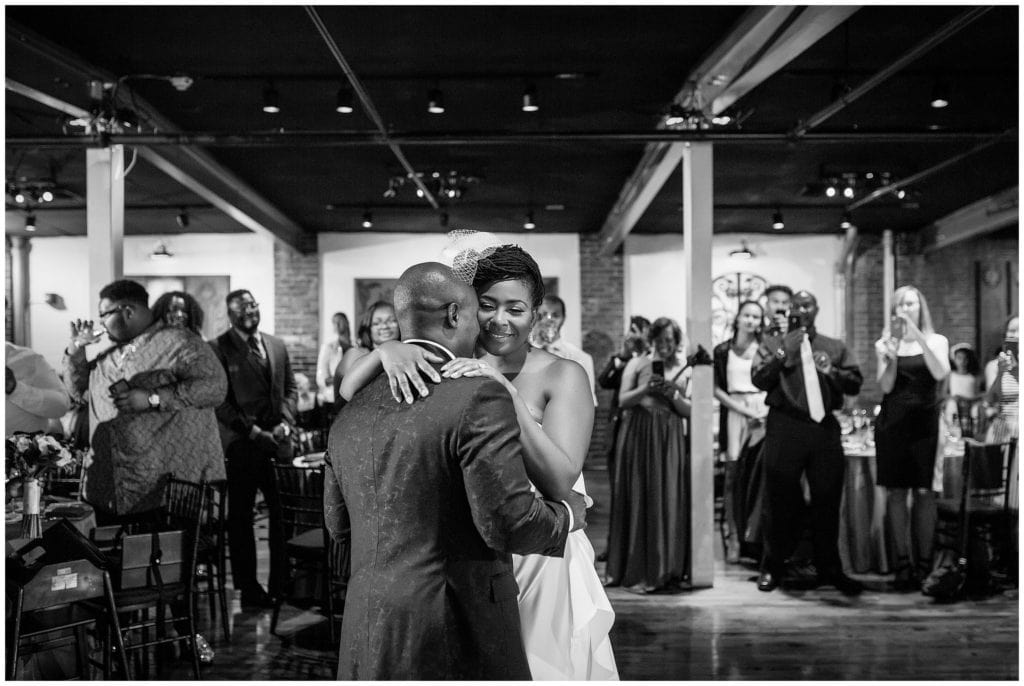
[325,353,570,680]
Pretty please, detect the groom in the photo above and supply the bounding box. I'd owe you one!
[324,262,588,680]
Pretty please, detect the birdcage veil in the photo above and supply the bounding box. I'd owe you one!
[440,230,503,284]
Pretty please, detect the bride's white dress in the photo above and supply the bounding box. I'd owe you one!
[513,409,619,680]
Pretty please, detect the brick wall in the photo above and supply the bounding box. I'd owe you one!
[850,230,1019,405]
[273,238,320,381]
[579,234,625,468]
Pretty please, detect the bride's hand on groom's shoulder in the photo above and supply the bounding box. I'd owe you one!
[379,340,443,404]
[442,358,502,384]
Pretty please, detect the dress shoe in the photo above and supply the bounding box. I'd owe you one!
[240,587,276,610]
[756,570,779,592]
[819,571,864,596]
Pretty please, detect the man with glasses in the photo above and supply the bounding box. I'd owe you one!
[209,289,297,610]
[61,279,227,523]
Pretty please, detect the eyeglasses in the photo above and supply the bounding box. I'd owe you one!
[98,304,125,319]
[229,301,259,312]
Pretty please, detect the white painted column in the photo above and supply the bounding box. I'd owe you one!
[9,236,31,346]
[86,146,125,314]
[683,142,714,588]
[882,229,894,320]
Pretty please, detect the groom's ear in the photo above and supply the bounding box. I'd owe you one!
[445,302,460,328]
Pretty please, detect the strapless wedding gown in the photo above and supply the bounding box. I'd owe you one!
[512,409,619,680]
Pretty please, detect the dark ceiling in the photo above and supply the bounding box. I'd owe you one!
[4,5,1019,246]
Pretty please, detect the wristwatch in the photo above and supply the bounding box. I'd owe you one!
[147,392,161,410]
[774,347,786,361]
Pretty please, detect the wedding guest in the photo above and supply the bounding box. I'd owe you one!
[605,317,691,593]
[6,342,71,434]
[61,279,227,521]
[531,294,598,406]
[316,312,351,405]
[152,290,205,337]
[713,300,768,563]
[752,290,863,595]
[874,285,949,590]
[332,302,399,409]
[762,284,793,337]
[943,343,983,434]
[983,314,1019,443]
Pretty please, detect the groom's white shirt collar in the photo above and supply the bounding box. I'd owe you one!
[403,339,456,361]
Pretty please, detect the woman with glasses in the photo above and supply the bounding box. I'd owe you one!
[333,301,400,410]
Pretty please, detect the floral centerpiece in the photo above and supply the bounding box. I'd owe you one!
[5,432,82,538]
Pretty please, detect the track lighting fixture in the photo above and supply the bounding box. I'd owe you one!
[895,189,907,200]
[176,209,190,229]
[262,83,280,114]
[523,212,536,230]
[930,80,949,109]
[40,190,53,202]
[150,242,173,260]
[427,88,445,114]
[336,85,354,114]
[771,210,785,231]
[522,84,539,113]
[729,240,754,259]
[25,213,36,232]
[825,185,837,198]
[14,191,25,204]
[361,211,373,229]
[840,212,853,230]
[842,185,855,199]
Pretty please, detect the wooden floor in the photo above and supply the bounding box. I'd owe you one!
[151,465,1018,680]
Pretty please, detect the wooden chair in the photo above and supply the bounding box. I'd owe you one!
[7,557,129,679]
[270,464,327,637]
[934,439,1017,595]
[193,479,230,642]
[323,523,351,643]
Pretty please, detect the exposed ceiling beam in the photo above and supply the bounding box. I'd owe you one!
[6,21,306,251]
[921,187,1018,253]
[8,130,1005,149]
[596,6,860,256]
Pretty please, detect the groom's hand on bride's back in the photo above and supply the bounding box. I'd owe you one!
[563,490,588,532]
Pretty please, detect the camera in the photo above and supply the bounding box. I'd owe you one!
[1003,339,1018,359]
[651,360,665,378]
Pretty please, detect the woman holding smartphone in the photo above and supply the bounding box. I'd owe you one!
[604,317,691,593]
[983,313,1018,443]
[874,286,950,591]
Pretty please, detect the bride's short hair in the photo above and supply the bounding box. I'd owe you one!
[472,245,545,308]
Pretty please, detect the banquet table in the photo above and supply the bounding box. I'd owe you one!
[839,436,965,575]
[5,496,96,554]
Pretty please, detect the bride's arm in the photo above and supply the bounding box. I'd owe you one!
[338,341,443,402]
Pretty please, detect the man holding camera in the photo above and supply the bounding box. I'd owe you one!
[751,290,864,595]
[61,279,227,522]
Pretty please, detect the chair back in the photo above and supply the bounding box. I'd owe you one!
[963,439,1017,513]
[955,397,981,439]
[117,531,184,589]
[17,558,107,611]
[273,464,325,540]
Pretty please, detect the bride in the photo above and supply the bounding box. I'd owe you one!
[340,238,618,680]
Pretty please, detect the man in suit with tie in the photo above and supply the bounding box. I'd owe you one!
[751,290,864,595]
[324,262,588,680]
[210,289,297,609]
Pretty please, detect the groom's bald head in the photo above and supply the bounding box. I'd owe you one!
[394,262,480,357]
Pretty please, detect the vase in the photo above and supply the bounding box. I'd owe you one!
[21,478,42,539]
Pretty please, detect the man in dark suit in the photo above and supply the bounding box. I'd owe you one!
[324,262,587,680]
[751,290,863,595]
[210,289,296,610]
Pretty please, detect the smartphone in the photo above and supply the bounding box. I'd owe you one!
[651,360,665,378]
[890,316,904,340]
[108,379,131,395]
[788,313,804,332]
[1003,339,1018,358]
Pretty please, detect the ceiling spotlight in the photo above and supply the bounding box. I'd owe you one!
[840,212,853,230]
[25,213,36,232]
[825,185,837,198]
[262,83,280,114]
[40,190,54,202]
[523,212,536,230]
[335,85,354,114]
[896,189,907,200]
[522,84,539,113]
[176,209,190,228]
[361,211,373,229]
[14,191,25,204]
[149,242,173,260]
[729,240,754,259]
[842,186,855,199]
[711,113,732,126]
[930,81,949,109]
[415,188,425,198]
[771,210,785,231]
[664,104,686,127]
[427,88,445,114]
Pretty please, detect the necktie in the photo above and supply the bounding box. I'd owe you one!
[248,335,265,360]
[801,333,826,422]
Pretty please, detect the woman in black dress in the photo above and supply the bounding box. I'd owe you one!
[874,285,950,590]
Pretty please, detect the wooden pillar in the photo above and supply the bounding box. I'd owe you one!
[683,142,714,588]
[86,146,125,314]
[882,229,895,319]
[9,236,31,346]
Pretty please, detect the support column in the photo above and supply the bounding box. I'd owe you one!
[683,142,714,588]
[9,236,31,346]
[882,229,895,320]
[86,146,125,314]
